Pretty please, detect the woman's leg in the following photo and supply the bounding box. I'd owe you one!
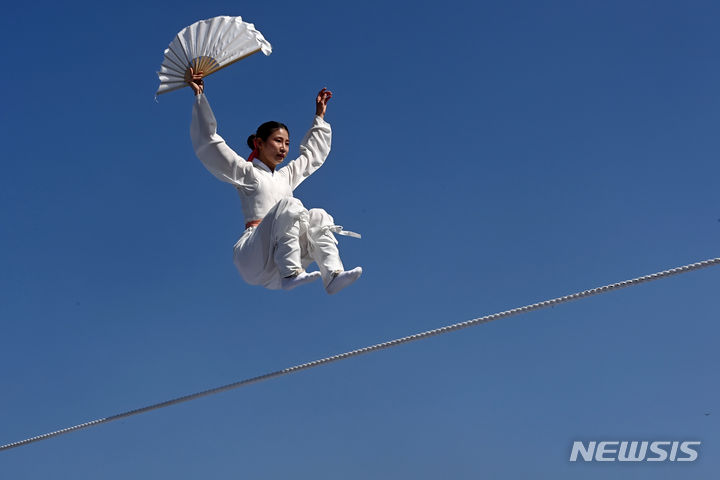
[272,198,321,289]
[233,197,320,290]
[306,208,362,294]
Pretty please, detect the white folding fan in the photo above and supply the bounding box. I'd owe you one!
[156,15,272,96]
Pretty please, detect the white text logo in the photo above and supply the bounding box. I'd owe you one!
[569,441,701,462]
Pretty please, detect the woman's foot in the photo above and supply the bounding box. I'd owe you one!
[281,271,322,290]
[325,267,363,295]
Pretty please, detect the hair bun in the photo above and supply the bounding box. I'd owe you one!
[246,134,256,150]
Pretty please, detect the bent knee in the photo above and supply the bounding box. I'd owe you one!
[308,208,334,226]
[272,197,307,222]
[277,197,304,210]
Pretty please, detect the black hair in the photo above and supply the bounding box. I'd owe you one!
[247,121,289,150]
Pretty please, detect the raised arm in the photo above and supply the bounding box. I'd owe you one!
[315,87,332,119]
[189,70,251,186]
[282,88,333,190]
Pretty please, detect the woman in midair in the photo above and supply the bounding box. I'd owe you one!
[187,69,362,294]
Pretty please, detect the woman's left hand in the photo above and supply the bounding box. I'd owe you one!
[315,87,333,118]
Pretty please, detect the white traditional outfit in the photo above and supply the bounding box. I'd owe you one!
[190,93,359,291]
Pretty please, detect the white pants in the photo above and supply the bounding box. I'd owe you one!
[233,197,344,290]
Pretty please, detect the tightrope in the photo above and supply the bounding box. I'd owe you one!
[2,257,719,452]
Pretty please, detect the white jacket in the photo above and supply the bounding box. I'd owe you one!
[190,93,332,223]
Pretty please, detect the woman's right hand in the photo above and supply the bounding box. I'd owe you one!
[187,67,205,95]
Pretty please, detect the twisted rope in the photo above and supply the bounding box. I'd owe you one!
[2,257,718,452]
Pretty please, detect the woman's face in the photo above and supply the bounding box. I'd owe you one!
[257,128,289,171]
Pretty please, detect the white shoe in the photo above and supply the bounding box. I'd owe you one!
[325,267,363,295]
[281,271,322,290]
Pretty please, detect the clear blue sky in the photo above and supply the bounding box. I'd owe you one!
[1,0,718,478]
